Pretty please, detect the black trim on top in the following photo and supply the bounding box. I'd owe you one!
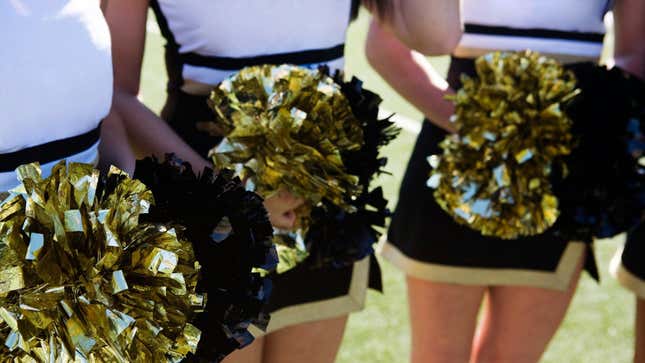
[0,125,101,173]
[464,24,605,43]
[149,0,178,50]
[149,1,185,94]
[350,0,361,21]
[179,43,345,71]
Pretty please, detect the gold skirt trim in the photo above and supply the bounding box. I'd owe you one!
[249,256,370,337]
[378,240,585,291]
[610,247,645,299]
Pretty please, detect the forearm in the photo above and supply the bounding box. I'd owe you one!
[615,54,645,79]
[99,110,136,174]
[613,0,645,79]
[102,0,210,170]
[367,21,456,132]
[113,91,211,171]
[370,0,462,55]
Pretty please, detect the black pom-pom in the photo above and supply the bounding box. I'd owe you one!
[306,187,390,268]
[552,64,645,241]
[302,68,399,268]
[134,155,278,362]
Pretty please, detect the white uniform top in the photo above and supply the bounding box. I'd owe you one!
[151,0,353,86]
[0,0,112,192]
[456,0,610,59]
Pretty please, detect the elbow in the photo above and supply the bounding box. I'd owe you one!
[112,70,142,99]
[410,27,462,56]
[111,85,141,109]
[416,36,461,56]
[613,51,645,80]
[114,83,140,99]
[111,89,130,112]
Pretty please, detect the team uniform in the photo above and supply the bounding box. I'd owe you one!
[149,0,381,334]
[382,0,611,290]
[0,0,112,193]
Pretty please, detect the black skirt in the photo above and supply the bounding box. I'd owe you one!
[611,224,645,299]
[383,57,596,291]
[161,89,382,333]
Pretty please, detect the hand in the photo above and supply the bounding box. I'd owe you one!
[263,188,305,229]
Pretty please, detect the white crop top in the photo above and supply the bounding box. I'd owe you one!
[0,0,112,191]
[151,0,353,86]
[456,0,611,59]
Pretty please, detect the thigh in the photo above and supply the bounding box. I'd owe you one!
[263,315,348,363]
[407,276,486,363]
[636,298,645,363]
[223,336,264,363]
[472,254,584,363]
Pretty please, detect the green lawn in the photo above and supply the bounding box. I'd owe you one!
[140,10,634,363]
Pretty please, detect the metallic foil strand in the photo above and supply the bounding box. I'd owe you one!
[0,161,202,361]
[429,51,578,239]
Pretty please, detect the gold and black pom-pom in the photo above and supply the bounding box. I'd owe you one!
[0,162,202,362]
[199,65,398,271]
[202,64,364,213]
[429,51,579,239]
[305,71,397,269]
[133,155,277,361]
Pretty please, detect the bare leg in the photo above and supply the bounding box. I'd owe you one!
[471,255,584,363]
[407,276,486,363]
[223,336,264,363]
[635,298,645,363]
[262,316,348,363]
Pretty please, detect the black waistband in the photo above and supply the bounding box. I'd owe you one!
[0,124,101,173]
[179,43,345,70]
[446,56,477,90]
[464,24,605,43]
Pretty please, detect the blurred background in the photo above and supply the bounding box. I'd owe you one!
[140,10,633,363]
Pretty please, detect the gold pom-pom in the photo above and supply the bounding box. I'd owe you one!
[430,51,579,239]
[0,162,202,362]
[201,65,364,218]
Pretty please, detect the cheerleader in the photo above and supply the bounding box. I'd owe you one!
[609,3,645,362]
[368,0,644,362]
[0,0,119,190]
[102,1,454,361]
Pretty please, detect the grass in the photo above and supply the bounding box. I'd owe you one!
[140,10,634,363]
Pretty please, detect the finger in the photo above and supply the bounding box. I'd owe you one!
[269,210,297,230]
[277,189,305,209]
[283,210,297,226]
[286,196,304,210]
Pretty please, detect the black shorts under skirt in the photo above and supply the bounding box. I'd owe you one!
[161,89,382,333]
[383,57,596,291]
[611,224,645,299]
